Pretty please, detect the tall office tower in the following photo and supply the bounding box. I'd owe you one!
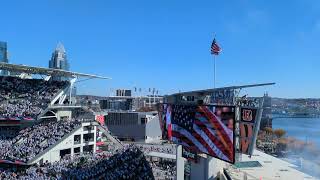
[49,42,70,81]
[0,41,9,76]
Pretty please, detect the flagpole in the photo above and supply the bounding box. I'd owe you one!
[214,54,216,89]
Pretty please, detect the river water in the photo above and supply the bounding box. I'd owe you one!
[273,117,320,178]
[272,117,320,148]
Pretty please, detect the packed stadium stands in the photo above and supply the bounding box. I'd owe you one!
[0,146,154,180]
[64,145,154,179]
[0,76,68,120]
[150,160,176,180]
[0,75,175,180]
[128,143,176,179]
[0,119,81,162]
[0,126,19,139]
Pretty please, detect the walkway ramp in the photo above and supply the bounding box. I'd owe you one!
[93,121,123,148]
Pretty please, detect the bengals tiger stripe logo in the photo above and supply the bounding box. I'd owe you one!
[242,109,253,122]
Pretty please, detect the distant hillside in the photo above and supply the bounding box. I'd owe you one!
[271,97,320,115]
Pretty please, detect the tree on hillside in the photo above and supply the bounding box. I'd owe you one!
[274,129,286,139]
[264,127,273,134]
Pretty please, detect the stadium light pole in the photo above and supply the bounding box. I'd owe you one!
[70,76,77,105]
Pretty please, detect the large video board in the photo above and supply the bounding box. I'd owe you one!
[158,104,235,163]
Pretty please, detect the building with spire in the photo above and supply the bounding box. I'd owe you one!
[0,41,9,76]
[49,42,70,81]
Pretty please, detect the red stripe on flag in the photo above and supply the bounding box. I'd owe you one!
[198,106,233,154]
[211,39,221,55]
[171,131,201,152]
[191,130,217,158]
[194,120,233,159]
[168,124,172,139]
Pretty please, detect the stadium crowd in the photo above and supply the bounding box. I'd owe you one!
[0,76,68,119]
[0,119,81,162]
[0,146,154,180]
[127,143,177,179]
[0,126,19,139]
[150,160,176,180]
[0,119,176,179]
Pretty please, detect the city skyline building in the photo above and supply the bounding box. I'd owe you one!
[49,42,70,81]
[0,41,9,76]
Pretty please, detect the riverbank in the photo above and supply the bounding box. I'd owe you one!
[273,117,320,148]
[260,118,320,178]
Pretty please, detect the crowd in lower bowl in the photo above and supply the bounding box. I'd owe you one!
[0,146,155,180]
[0,119,81,162]
[0,76,68,120]
[127,143,177,179]
[150,160,176,180]
[0,123,176,179]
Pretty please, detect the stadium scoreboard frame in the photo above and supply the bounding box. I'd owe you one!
[159,83,272,163]
[158,103,236,164]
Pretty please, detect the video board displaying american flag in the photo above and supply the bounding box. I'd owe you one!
[158,104,235,163]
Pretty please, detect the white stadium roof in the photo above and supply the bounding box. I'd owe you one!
[171,82,275,96]
[0,62,111,79]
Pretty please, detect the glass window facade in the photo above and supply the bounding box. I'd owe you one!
[0,41,8,76]
[0,41,7,62]
[48,43,70,81]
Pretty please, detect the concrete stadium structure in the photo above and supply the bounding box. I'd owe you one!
[28,121,97,164]
[0,63,123,166]
[104,111,162,143]
[27,121,122,165]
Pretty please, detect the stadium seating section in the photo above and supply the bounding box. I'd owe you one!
[0,146,155,180]
[0,76,68,120]
[0,120,81,162]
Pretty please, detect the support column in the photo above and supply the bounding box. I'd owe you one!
[176,145,184,180]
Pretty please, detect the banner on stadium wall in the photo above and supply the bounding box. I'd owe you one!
[239,107,258,155]
[96,115,105,126]
[0,116,34,121]
[0,159,27,165]
[158,104,235,164]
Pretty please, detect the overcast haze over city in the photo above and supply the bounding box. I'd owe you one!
[2,0,320,98]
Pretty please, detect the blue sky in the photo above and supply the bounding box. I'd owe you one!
[2,0,320,98]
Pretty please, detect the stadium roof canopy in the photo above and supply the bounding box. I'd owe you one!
[0,62,111,79]
[171,82,275,96]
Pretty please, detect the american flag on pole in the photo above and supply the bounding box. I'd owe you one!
[166,104,234,163]
[211,38,221,55]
